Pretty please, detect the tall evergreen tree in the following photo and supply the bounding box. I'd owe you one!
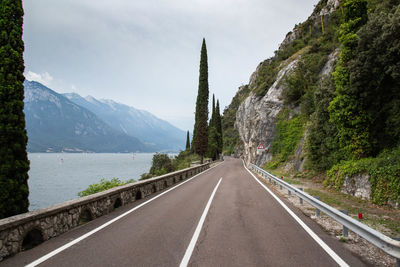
[193,38,209,163]
[0,0,30,219]
[208,94,218,160]
[216,100,223,155]
[211,94,216,126]
[185,131,190,150]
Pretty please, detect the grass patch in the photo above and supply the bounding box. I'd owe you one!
[304,188,343,207]
[283,178,302,185]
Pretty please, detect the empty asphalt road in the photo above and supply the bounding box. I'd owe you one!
[2,157,367,266]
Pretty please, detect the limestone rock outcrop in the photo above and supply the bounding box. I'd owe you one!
[235,59,298,166]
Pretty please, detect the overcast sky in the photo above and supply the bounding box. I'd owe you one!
[23,0,317,131]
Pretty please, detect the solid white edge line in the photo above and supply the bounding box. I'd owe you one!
[180,177,223,267]
[242,161,349,267]
[25,162,224,267]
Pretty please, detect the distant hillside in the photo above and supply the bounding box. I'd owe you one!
[24,81,148,153]
[63,93,186,152]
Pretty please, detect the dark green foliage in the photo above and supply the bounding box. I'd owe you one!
[208,94,218,160]
[306,76,342,171]
[78,178,135,197]
[149,153,174,176]
[276,39,306,61]
[222,85,250,155]
[321,1,400,204]
[208,95,223,160]
[282,47,330,117]
[347,4,400,154]
[343,0,368,26]
[207,126,219,160]
[0,0,30,218]
[186,131,190,150]
[330,1,400,159]
[282,68,308,105]
[193,38,209,163]
[215,100,223,154]
[329,0,369,159]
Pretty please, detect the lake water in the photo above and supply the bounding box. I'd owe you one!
[28,153,154,211]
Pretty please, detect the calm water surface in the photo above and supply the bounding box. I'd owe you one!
[28,153,154,211]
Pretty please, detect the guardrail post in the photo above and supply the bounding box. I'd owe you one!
[340,210,349,237]
[314,196,321,217]
[288,182,291,195]
[269,177,271,183]
[273,180,276,186]
[280,184,283,190]
[299,188,303,205]
[394,238,400,267]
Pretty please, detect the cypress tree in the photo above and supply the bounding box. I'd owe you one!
[185,131,190,150]
[193,38,209,163]
[208,94,218,160]
[216,100,223,155]
[0,0,30,218]
[211,94,216,126]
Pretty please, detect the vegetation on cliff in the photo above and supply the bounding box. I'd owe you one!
[221,85,249,155]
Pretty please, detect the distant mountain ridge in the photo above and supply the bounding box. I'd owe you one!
[63,93,185,151]
[23,81,185,152]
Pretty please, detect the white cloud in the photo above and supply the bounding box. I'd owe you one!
[25,71,53,87]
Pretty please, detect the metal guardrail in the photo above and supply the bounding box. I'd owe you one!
[249,163,400,260]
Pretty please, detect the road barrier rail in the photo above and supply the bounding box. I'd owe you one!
[249,163,400,260]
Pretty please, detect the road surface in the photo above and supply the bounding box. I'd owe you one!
[2,157,367,266]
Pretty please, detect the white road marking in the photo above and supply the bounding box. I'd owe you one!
[25,162,224,267]
[180,177,223,267]
[243,161,349,267]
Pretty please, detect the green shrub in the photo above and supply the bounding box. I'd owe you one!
[266,110,306,169]
[78,178,135,197]
[149,153,174,175]
[140,151,201,181]
[173,150,200,170]
[253,60,280,97]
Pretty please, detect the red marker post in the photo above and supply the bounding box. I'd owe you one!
[358,213,363,221]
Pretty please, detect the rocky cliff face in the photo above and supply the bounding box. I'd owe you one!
[234,1,340,168]
[235,49,338,168]
[235,59,298,166]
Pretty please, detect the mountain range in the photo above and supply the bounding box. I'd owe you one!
[24,80,185,152]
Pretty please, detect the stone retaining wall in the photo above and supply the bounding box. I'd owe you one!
[0,163,210,261]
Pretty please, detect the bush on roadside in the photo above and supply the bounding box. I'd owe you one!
[78,178,135,197]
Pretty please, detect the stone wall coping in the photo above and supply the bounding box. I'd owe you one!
[0,163,209,231]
